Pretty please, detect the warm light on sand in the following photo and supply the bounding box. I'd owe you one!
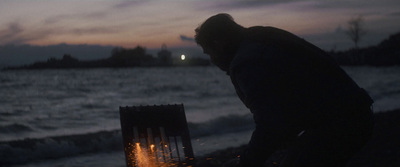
[181,55,186,61]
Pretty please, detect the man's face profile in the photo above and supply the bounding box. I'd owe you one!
[208,50,231,72]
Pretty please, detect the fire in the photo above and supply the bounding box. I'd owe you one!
[134,143,156,167]
[130,142,179,167]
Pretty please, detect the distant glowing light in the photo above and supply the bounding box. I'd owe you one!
[181,54,186,60]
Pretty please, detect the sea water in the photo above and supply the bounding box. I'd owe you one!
[1,66,400,166]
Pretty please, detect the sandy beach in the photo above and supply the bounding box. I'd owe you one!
[195,109,400,167]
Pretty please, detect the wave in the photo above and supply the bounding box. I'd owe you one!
[188,114,254,137]
[0,114,254,165]
[0,130,123,165]
[141,84,185,94]
[0,123,33,134]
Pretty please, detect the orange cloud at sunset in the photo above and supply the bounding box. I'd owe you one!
[0,0,399,50]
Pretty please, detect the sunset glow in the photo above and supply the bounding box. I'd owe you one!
[0,1,399,50]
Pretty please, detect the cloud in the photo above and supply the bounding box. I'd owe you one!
[44,11,108,25]
[224,1,286,8]
[389,11,400,16]
[194,1,286,11]
[0,22,31,45]
[112,1,148,9]
[69,27,119,36]
[180,35,195,42]
[0,20,121,45]
[0,22,23,39]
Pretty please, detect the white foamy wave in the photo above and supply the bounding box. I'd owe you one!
[0,130,122,165]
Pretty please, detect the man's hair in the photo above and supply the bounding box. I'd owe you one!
[195,13,245,48]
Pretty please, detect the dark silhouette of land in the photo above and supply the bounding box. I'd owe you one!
[2,31,399,70]
[330,31,400,66]
[2,45,211,70]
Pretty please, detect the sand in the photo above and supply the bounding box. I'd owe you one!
[195,109,400,167]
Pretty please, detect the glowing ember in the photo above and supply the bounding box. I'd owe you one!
[130,142,179,167]
[135,143,156,167]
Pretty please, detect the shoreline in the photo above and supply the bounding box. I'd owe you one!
[195,109,400,167]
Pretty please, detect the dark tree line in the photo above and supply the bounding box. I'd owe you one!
[2,45,211,70]
[108,46,155,67]
[330,32,400,66]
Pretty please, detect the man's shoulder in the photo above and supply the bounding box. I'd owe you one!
[247,26,287,36]
[229,41,278,73]
[247,26,278,31]
[246,26,300,43]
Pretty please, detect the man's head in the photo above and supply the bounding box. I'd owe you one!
[195,13,245,72]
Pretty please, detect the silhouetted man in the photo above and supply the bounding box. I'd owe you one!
[195,13,374,167]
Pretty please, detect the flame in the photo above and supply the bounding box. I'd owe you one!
[130,142,179,167]
[150,144,155,153]
[135,143,156,167]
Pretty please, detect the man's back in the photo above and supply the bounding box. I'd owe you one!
[230,26,373,116]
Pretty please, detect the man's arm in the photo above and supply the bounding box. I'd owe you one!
[231,51,301,166]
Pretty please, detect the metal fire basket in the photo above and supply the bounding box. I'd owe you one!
[119,104,195,167]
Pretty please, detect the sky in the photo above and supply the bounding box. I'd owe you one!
[1,0,400,51]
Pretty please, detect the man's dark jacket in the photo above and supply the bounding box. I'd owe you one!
[228,26,373,158]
